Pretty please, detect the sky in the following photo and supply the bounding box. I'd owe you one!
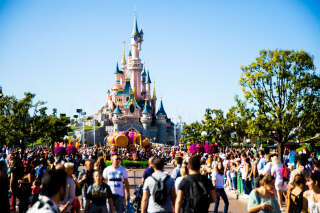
[0,0,320,123]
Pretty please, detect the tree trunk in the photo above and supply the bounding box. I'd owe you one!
[277,131,284,162]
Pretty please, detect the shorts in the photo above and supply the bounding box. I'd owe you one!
[275,180,287,191]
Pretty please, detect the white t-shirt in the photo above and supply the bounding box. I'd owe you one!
[264,162,272,176]
[102,165,128,197]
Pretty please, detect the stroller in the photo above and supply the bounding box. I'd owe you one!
[131,184,143,213]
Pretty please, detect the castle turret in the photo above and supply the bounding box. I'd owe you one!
[112,105,123,132]
[145,71,152,99]
[156,100,167,144]
[151,81,157,116]
[114,63,123,89]
[130,11,142,59]
[141,67,147,96]
[141,100,152,137]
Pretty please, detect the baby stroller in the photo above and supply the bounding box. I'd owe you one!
[131,184,143,213]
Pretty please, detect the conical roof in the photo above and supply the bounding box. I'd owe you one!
[146,71,152,83]
[113,105,122,114]
[142,100,150,114]
[114,63,123,74]
[156,100,167,116]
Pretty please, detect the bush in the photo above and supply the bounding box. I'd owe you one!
[105,160,148,168]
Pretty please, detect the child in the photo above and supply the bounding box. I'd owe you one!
[31,178,41,205]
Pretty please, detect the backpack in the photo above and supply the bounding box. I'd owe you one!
[188,177,211,212]
[151,174,169,206]
[281,163,290,181]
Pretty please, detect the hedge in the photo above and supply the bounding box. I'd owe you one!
[105,160,148,168]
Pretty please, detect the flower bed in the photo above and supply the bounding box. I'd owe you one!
[105,160,148,168]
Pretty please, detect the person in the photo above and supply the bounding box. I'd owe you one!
[288,159,307,191]
[252,154,259,189]
[102,154,130,213]
[287,174,305,213]
[230,162,237,191]
[247,175,281,213]
[142,157,154,184]
[141,158,176,213]
[263,154,273,176]
[271,156,287,209]
[78,160,94,210]
[27,169,69,213]
[175,156,216,213]
[59,162,76,213]
[171,156,183,180]
[175,163,188,191]
[85,170,115,213]
[288,147,297,168]
[0,161,9,213]
[212,161,229,213]
[302,172,320,213]
[243,157,252,195]
[257,150,266,175]
[93,156,106,174]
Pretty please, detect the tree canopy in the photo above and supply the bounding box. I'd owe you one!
[0,92,71,148]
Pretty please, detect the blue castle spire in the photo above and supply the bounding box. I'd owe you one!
[146,71,152,83]
[113,105,122,114]
[156,100,167,116]
[142,100,150,114]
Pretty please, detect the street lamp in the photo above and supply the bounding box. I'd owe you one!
[0,86,3,98]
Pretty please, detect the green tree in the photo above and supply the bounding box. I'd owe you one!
[0,92,71,148]
[202,109,232,147]
[181,122,203,143]
[240,49,320,160]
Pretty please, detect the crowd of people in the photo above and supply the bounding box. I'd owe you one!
[0,144,320,213]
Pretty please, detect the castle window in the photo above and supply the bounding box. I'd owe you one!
[129,104,135,113]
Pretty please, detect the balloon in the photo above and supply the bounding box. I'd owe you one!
[141,137,150,148]
[115,132,128,147]
[75,142,80,149]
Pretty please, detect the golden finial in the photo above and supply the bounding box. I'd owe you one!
[121,41,126,65]
[152,80,157,100]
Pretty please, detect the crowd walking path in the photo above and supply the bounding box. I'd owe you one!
[127,166,249,213]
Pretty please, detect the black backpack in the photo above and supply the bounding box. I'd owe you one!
[151,174,169,205]
[188,177,211,212]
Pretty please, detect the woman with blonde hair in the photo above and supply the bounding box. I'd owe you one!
[94,156,106,174]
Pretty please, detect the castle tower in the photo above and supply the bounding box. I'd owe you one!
[128,11,143,99]
[141,100,152,137]
[156,100,167,144]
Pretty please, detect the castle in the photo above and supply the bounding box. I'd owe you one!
[89,13,175,145]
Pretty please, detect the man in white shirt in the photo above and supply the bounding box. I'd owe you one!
[102,154,130,213]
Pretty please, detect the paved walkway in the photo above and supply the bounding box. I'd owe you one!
[127,166,249,213]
